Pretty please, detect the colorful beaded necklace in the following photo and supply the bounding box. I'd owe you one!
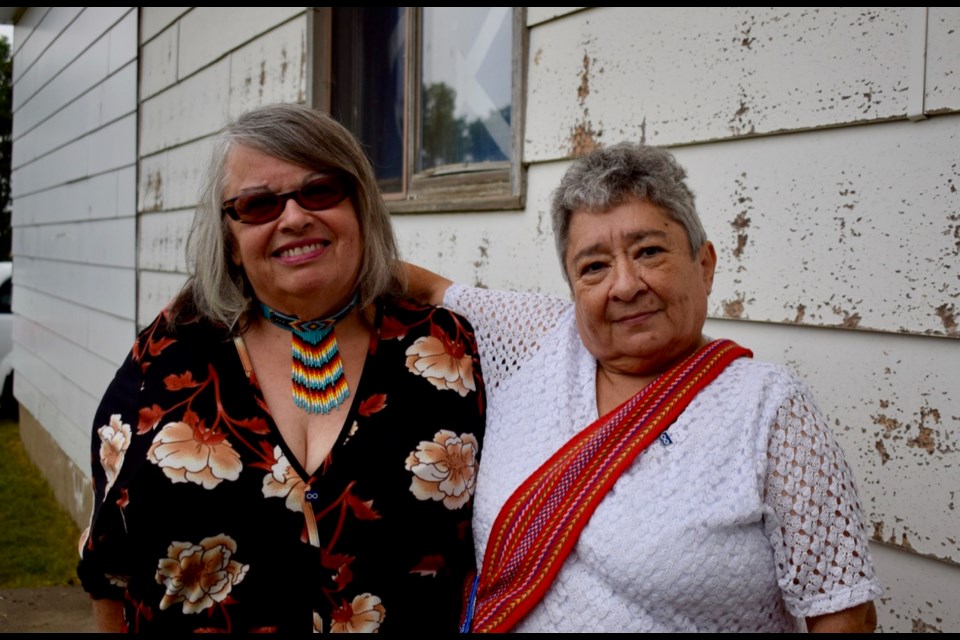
[260,293,360,414]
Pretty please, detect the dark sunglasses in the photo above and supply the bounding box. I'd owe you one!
[221,172,353,224]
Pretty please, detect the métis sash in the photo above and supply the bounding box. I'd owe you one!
[464,339,752,633]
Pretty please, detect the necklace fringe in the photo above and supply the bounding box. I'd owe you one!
[260,294,359,414]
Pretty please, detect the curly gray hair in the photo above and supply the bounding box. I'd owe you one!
[550,142,707,283]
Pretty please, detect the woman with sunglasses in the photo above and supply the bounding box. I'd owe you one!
[77,103,485,633]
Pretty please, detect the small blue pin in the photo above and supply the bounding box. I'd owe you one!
[658,432,673,447]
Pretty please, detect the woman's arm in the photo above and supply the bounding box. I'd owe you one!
[403,262,453,307]
[91,597,125,632]
[806,601,877,633]
[762,375,883,628]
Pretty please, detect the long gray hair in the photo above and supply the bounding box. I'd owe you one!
[550,142,707,283]
[170,103,406,331]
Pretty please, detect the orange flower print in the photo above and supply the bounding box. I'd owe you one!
[330,593,386,633]
[404,335,476,397]
[155,534,248,614]
[405,430,479,510]
[261,446,306,512]
[98,414,132,493]
[147,421,242,489]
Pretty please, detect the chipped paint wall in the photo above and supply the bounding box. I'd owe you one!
[392,6,960,632]
[10,7,139,523]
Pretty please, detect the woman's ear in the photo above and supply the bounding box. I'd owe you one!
[699,241,717,295]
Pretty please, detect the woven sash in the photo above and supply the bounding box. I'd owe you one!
[465,339,752,633]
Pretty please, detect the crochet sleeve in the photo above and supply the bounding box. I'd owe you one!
[762,380,883,620]
[442,283,571,388]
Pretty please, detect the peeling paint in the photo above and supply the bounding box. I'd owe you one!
[568,120,601,157]
[793,304,805,323]
[259,60,267,99]
[934,303,958,335]
[872,521,883,540]
[733,233,748,258]
[730,211,751,259]
[911,619,942,633]
[144,170,164,212]
[875,439,890,464]
[872,413,902,438]
[722,293,748,319]
[907,425,936,455]
[577,53,591,105]
[832,305,862,328]
[892,532,913,550]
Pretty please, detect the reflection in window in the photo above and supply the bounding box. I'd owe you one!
[419,7,512,172]
[325,7,523,211]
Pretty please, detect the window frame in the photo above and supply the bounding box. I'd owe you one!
[309,7,527,214]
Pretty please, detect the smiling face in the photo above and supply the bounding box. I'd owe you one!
[223,144,363,318]
[565,198,717,378]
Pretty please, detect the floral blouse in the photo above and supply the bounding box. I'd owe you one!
[78,298,485,633]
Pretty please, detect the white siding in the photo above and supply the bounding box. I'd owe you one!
[140,6,190,43]
[10,8,138,485]
[525,7,918,159]
[175,6,303,78]
[927,7,960,112]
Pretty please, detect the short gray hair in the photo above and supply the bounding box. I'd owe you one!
[550,142,707,282]
[170,103,406,330]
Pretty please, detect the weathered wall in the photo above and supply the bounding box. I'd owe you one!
[10,7,138,524]
[392,6,960,632]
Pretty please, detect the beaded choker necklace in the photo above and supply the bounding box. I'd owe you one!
[260,293,360,414]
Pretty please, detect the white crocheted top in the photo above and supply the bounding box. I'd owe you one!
[444,284,882,633]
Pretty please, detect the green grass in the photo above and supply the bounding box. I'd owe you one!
[0,418,82,588]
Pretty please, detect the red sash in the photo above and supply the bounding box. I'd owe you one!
[464,339,752,633]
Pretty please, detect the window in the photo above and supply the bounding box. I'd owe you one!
[311,7,526,213]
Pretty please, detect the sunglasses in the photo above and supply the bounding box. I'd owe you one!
[221,172,353,224]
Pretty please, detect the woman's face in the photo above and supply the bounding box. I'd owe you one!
[564,198,716,378]
[223,144,363,317]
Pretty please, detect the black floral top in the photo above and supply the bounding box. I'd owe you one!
[77,298,485,633]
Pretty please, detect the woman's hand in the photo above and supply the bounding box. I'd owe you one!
[91,597,125,633]
[806,601,878,633]
[402,262,453,307]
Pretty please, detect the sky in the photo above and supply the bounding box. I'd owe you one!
[0,23,11,46]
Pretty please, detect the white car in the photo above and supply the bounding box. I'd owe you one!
[0,261,15,419]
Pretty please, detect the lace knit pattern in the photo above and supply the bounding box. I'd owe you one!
[444,283,882,632]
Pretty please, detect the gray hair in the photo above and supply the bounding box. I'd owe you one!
[171,103,406,331]
[550,142,707,283]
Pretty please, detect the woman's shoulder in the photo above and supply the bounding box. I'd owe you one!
[380,296,477,336]
[130,308,232,367]
[711,347,815,411]
[384,295,468,318]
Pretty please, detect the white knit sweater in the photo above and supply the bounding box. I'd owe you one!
[445,284,882,632]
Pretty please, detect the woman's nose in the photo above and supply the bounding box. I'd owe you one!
[276,197,313,232]
[608,258,646,301]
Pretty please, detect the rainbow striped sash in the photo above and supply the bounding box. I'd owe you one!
[464,339,752,633]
